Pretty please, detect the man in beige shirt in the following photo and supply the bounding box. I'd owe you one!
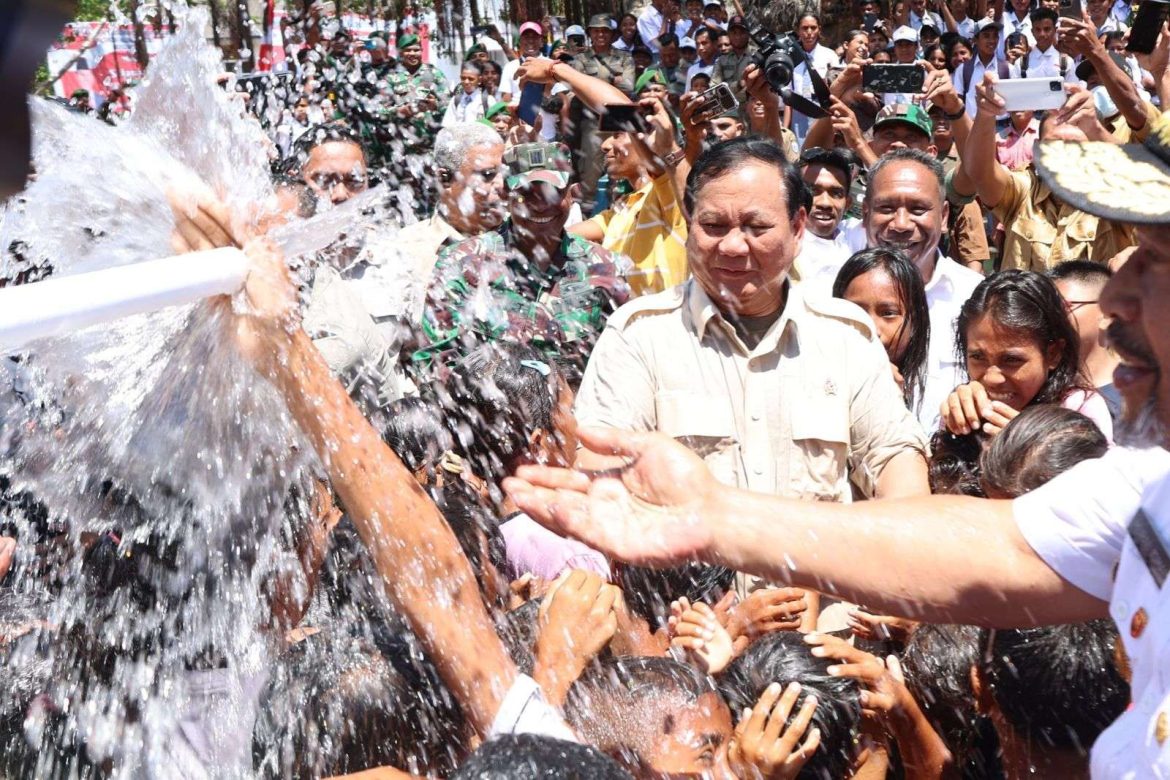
[576,139,930,502]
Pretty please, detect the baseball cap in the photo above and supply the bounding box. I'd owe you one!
[920,21,940,34]
[679,36,697,49]
[975,17,1003,33]
[504,142,573,190]
[1036,112,1170,223]
[727,14,749,30]
[519,21,543,36]
[565,24,586,38]
[587,13,613,29]
[892,25,918,43]
[873,103,933,139]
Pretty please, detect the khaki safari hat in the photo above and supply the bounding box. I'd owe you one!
[1035,113,1170,224]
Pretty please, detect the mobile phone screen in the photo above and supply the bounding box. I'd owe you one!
[862,64,926,93]
[517,81,545,125]
[600,103,649,133]
[1128,0,1170,53]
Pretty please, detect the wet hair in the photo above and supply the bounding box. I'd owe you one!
[1030,6,1059,23]
[867,147,945,204]
[500,598,541,675]
[452,341,565,475]
[720,632,862,779]
[800,145,854,193]
[382,395,456,473]
[980,406,1107,497]
[956,270,1089,406]
[566,656,719,772]
[901,624,988,769]
[436,488,507,606]
[433,122,503,179]
[253,631,467,777]
[612,561,735,630]
[451,734,634,779]
[832,248,930,412]
[271,172,318,218]
[978,620,1129,751]
[282,121,365,177]
[927,430,988,496]
[685,135,806,220]
[1047,258,1112,287]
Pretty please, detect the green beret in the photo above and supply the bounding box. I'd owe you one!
[397,33,421,49]
[484,101,510,120]
[466,42,487,58]
[634,67,667,93]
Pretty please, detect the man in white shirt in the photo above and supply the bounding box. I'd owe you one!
[790,14,841,146]
[953,18,1016,117]
[860,147,983,430]
[941,0,977,40]
[638,0,677,55]
[500,21,545,103]
[909,0,945,32]
[685,26,719,89]
[793,147,858,293]
[1020,7,1077,81]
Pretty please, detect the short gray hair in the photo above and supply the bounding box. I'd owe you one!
[866,147,946,205]
[434,123,504,176]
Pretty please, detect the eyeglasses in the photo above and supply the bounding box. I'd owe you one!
[308,172,368,191]
[1066,299,1099,312]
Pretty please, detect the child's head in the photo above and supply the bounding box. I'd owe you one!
[956,270,1084,412]
[979,405,1108,498]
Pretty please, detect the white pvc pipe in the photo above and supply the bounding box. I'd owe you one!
[0,247,250,352]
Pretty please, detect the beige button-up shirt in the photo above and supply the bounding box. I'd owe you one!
[575,279,928,500]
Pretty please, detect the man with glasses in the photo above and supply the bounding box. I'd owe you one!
[413,142,631,378]
[1051,260,1122,422]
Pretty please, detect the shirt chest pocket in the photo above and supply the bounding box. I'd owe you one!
[656,392,742,487]
[1060,215,1101,261]
[788,396,851,501]
[1008,216,1057,271]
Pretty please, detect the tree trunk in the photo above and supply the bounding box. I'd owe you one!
[229,0,256,72]
[208,0,223,50]
[126,0,151,69]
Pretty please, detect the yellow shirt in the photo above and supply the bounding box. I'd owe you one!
[587,174,689,297]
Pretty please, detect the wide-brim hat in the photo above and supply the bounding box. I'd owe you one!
[1035,114,1170,224]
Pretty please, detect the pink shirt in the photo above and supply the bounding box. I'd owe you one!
[1063,388,1114,443]
[996,119,1039,170]
[500,513,610,581]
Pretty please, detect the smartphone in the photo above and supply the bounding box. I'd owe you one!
[862,64,926,93]
[517,81,545,125]
[1128,0,1170,53]
[1005,31,1026,50]
[1058,0,1084,19]
[863,11,879,30]
[470,24,490,37]
[689,82,739,125]
[994,77,1066,111]
[600,103,650,133]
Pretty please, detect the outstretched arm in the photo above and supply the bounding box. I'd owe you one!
[233,241,517,736]
[505,428,1108,628]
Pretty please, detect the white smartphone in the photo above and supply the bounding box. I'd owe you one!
[994,77,1067,112]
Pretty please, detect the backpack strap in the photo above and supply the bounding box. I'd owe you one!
[961,58,976,101]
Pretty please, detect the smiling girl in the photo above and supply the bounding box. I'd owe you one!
[942,270,1113,440]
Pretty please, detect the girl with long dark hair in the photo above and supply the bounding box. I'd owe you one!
[941,270,1112,439]
[833,248,931,415]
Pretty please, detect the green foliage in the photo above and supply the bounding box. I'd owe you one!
[74,0,123,21]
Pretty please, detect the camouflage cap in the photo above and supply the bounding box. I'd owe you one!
[588,13,613,29]
[504,142,573,189]
[873,102,932,139]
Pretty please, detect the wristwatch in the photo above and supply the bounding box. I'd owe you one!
[943,104,966,121]
[661,147,687,167]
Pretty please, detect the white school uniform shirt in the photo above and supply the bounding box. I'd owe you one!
[951,15,977,39]
[638,4,670,53]
[790,44,841,147]
[1013,447,1170,778]
[686,59,716,89]
[793,217,861,294]
[999,9,1035,58]
[953,55,1018,118]
[911,10,945,30]
[1022,45,1079,82]
[918,253,984,431]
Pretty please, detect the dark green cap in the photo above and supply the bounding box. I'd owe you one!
[588,13,613,29]
[397,33,421,49]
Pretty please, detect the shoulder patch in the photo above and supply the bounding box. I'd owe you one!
[604,284,687,331]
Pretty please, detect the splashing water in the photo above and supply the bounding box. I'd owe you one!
[0,9,358,776]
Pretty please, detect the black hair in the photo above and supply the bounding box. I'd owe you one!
[1029,6,1059,23]
[693,26,717,43]
[843,28,869,44]
[566,656,720,772]
[928,430,988,496]
[1102,29,1126,44]
[797,11,823,26]
[832,248,931,413]
[382,395,456,473]
[612,561,734,630]
[282,121,365,177]
[923,43,946,62]
[500,598,541,675]
[1047,258,1112,286]
[253,631,467,777]
[452,734,634,779]
[956,270,1089,406]
[979,620,1129,751]
[901,624,989,770]
[800,145,854,193]
[867,148,945,201]
[685,135,806,220]
[657,32,680,47]
[480,59,504,76]
[720,632,862,780]
[980,406,1107,497]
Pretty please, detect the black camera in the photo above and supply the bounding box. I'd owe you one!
[746,23,831,118]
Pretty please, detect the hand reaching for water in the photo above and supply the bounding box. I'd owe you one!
[729,682,822,780]
[504,427,722,567]
[0,536,14,581]
[669,597,735,674]
[168,185,242,254]
[229,238,301,376]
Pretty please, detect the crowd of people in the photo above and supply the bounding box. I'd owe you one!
[3,0,1170,775]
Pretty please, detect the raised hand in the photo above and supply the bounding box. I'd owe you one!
[804,633,909,720]
[940,380,1018,435]
[727,587,810,643]
[533,569,620,704]
[669,597,735,674]
[846,607,918,644]
[729,682,822,780]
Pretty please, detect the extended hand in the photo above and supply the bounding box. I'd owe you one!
[669,597,735,674]
[729,682,821,780]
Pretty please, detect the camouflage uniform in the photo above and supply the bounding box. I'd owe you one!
[384,61,449,219]
[413,222,631,377]
[569,26,636,214]
[711,46,757,103]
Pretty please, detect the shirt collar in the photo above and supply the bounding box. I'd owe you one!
[923,251,959,297]
[685,278,801,353]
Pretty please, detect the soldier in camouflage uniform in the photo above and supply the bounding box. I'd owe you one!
[413,143,631,379]
[570,14,636,215]
[384,34,449,219]
[711,15,757,104]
